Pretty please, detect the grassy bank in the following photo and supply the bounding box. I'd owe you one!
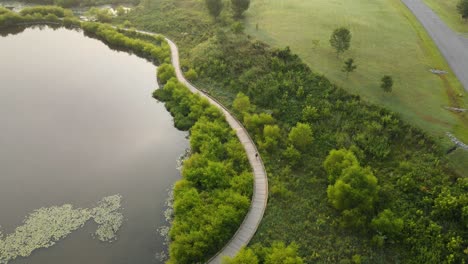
[423,0,468,33]
[243,0,468,174]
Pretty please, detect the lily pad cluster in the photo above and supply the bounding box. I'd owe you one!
[0,195,123,264]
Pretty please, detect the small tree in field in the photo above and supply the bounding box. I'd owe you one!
[205,0,223,18]
[330,27,351,56]
[342,58,357,77]
[231,0,250,18]
[381,75,393,93]
[457,0,468,19]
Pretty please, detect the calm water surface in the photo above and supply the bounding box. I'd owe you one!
[0,27,188,263]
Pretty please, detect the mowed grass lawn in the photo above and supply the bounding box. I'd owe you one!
[244,0,468,173]
[423,0,468,33]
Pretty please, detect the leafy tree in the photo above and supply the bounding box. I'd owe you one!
[323,149,359,183]
[116,6,126,16]
[283,145,301,167]
[205,0,223,18]
[327,165,379,212]
[223,247,258,264]
[301,105,319,122]
[330,27,351,56]
[381,75,393,93]
[457,0,468,19]
[231,21,244,34]
[233,92,251,115]
[265,242,304,264]
[342,58,357,77]
[371,209,404,239]
[157,63,176,85]
[259,125,282,152]
[288,122,313,152]
[231,0,250,18]
[185,68,198,81]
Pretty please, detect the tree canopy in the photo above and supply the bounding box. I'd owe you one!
[329,27,351,55]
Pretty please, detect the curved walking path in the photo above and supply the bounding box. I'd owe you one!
[401,0,468,92]
[165,37,268,263]
[134,29,268,262]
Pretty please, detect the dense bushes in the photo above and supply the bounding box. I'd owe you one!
[124,1,467,262]
[154,78,253,263]
[81,22,170,64]
[0,6,75,27]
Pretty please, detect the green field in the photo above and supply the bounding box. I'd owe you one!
[244,0,468,172]
[423,0,468,33]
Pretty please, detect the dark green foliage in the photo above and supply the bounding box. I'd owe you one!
[342,58,357,77]
[231,0,250,18]
[330,27,351,55]
[381,75,393,93]
[457,0,468,19]
[205,0,223,18]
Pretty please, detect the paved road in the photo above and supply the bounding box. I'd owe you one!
[401,0,468,92]
[164,37,268,263]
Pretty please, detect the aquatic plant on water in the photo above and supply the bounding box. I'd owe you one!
[0,195,123,264]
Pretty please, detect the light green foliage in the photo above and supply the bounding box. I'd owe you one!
[19,6,71,18]
[184,68,198,81]
[329,27,351,55]
[153,77,252,263]
[371,209,404,239]
[259,125,281,152]
[116,6,126,16]
[231,0,250,18]
[244,113,275,136]
[288,122,313,152]
[81,23,170,64]
[0,195,122,264]
[231,21,244,34]
[282,145,301,167]
[323,149,359,183]
[327,165,378,212]
[85,7,113,23]
[264,242,304,264]
[245,0,468,150]
[301,105,318,122]
[232,92,251,115]
[222,247,258,264]
[157,63,176,85]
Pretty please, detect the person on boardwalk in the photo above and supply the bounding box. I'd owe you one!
[255,153,259,159]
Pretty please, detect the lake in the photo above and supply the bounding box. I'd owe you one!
[0,26,188,263]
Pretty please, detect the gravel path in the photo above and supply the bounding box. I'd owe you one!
[401,0,468,92]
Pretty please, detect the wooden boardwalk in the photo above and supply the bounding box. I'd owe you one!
[164,37,268,263]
